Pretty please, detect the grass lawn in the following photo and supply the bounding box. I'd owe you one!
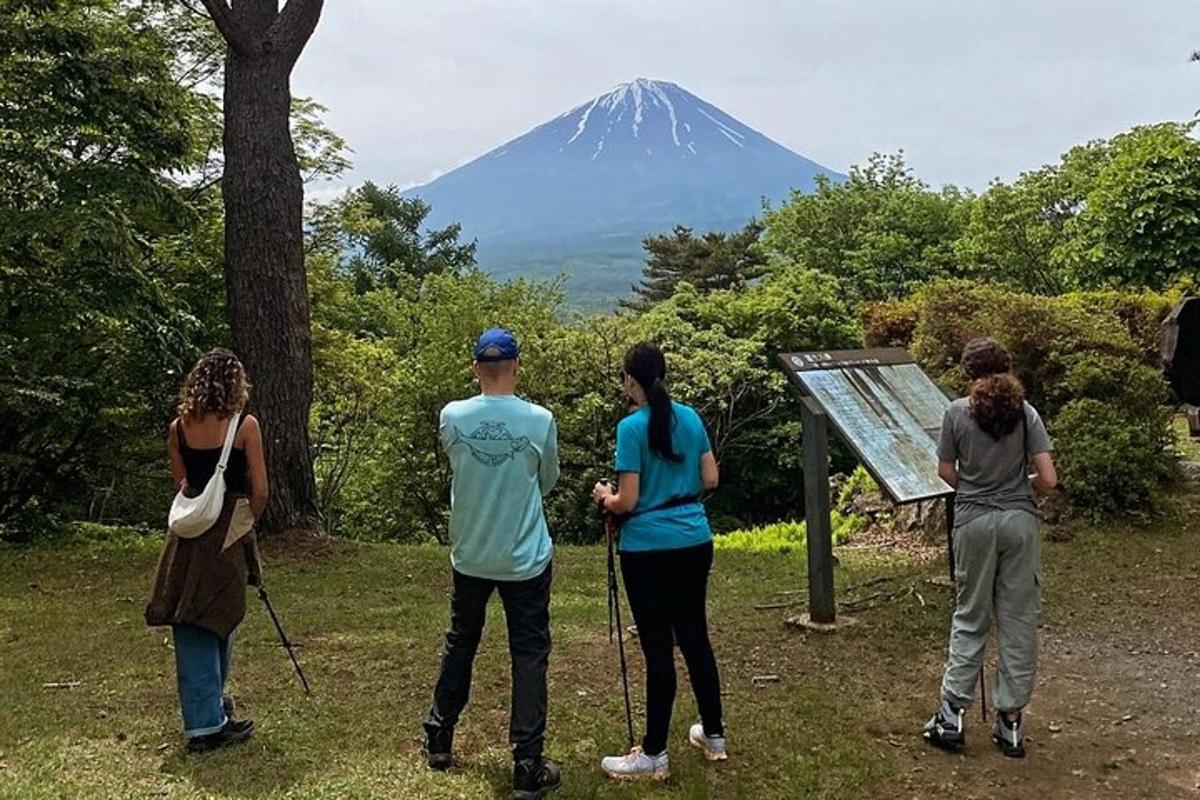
[3,482,1200,799]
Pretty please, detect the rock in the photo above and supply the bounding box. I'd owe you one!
[1048,722,1063,733]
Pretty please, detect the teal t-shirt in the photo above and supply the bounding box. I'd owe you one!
[441,394,559,581]
[614,401,713,552]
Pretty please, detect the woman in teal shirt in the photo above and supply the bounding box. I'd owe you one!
[593,342,726,781]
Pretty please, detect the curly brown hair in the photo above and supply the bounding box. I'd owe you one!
[177,348,250,421]
[962,337,1024,441]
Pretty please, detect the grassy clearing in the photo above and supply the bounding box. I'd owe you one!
[2,486,1199,799]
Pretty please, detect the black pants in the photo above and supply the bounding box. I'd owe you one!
[621,541,723,755]
[424,563,552,761]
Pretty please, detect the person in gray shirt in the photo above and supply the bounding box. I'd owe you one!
[923,338,1057,759]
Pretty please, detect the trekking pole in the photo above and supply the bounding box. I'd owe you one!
[257,585,311,695]
[599,483,635,751]
[980,665,988,722]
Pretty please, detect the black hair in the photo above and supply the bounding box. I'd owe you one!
[623,342,682,463]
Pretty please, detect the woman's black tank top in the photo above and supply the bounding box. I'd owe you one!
[178,416,250,495]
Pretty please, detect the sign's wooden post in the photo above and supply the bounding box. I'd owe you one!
[801,396,836,624]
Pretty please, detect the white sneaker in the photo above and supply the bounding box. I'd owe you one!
[688,723,728,761]
[600,746,669,780]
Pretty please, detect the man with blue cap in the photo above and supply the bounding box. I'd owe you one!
[422,328,562,799]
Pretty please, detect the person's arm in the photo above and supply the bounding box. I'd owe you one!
[168,419,186,492]
[1030,452,1057,494]
[938,460,960,490]
[936,407,958,490]
[595,472,640,515]
[593,417,641,513]
[243,535,264,587]
[539,417,560,496]
[241,415,269,519]
[1025,405,1057,495]
[700,451,719,490]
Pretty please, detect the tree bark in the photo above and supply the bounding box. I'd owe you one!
[204,0,325,534]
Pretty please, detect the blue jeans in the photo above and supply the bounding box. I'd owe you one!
[172,624,233,738]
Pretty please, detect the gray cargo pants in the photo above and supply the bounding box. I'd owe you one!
[941,508,1041,712]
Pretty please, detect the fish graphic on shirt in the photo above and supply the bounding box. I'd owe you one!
[449,421,532,467]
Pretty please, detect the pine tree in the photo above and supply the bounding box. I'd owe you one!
[624,221,767,309]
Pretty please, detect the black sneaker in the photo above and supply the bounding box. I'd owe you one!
[423,725,454,771]
[513,757,561,800]
[992,711,1025,758]
[222,695,235,719]
[186,718,254,754]
[922,700,965,752]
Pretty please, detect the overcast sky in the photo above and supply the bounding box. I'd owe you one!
[292,0,1199,195]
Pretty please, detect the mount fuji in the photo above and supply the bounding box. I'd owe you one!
[403,78,843,303]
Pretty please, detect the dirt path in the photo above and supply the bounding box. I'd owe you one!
[874,493,1200,799]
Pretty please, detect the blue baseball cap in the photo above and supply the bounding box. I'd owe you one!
[474,328,519,362]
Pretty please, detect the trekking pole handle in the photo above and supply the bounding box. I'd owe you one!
[596,478,613,512]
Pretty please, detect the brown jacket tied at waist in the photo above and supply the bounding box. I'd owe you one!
[145,495,263,639]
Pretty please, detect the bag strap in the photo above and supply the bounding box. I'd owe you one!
[215,412,242,474]
[1021,402,1030,476]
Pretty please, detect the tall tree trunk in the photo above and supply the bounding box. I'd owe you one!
[201,0,325,534]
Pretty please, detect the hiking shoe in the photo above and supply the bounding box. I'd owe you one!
[512,756,561,799]
[186,718,254,754]
[601,746,669,780]
[423,725,454,771]
[688,723,728,761]
[992,711,1026,759]
[922,699,965,752]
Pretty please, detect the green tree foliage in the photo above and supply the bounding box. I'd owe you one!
[761,153,969,301]
[306,254,860,540]
[1063,123,1200,290]
[866,283,1178,517]
[0,0,223,526]
[626,221,767,309]
[308,183,477,293]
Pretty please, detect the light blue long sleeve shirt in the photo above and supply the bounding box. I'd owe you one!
[440,394,559,581]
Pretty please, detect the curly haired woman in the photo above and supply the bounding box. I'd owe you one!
[923,338,1058,759]
[145,348,268,754]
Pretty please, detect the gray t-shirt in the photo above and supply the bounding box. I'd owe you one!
[937,398,1053,527]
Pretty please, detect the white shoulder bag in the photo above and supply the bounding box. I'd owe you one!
[168,412,241,538]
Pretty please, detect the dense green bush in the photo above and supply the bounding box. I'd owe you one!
[866,282,1178,517]
[307,262,860,542]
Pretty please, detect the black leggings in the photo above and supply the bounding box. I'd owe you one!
[620,541,723,755]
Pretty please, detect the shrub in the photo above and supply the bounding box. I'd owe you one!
[903,281,1177,517]
[714,512,867,555]
[861,298,920,348]
[1053,399,1174,516]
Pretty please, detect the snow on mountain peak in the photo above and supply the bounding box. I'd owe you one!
[538,78,764,162]
[401,78,843,281]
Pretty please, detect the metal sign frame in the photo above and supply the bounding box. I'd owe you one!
[778,348,956,625]
[779,349,954,506]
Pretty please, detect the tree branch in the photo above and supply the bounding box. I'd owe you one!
[198,0,256,55]
[270,0,325,68]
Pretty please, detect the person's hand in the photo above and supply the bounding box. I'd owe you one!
[592,480,614,506]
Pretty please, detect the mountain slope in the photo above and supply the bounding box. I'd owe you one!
[403,78,843,301]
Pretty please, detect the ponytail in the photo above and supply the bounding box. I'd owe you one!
[961,337,1025,440]
[646,375,682,463]
[623,342,683,463]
